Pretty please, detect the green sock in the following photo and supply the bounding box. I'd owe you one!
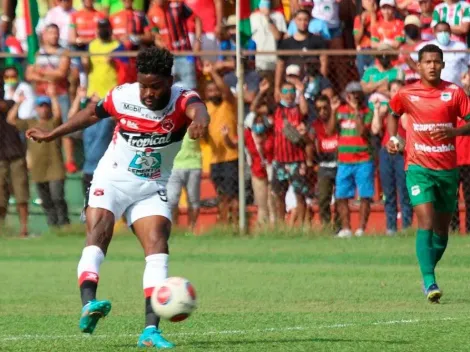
[432,232,448,265]
[416,229,435,289]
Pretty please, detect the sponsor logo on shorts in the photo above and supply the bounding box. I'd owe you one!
[94,188,104,196]
[414,143,455,153]
[411,185,420,196]
[128,150,162,179]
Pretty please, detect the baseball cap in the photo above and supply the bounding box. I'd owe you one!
[225,15,236,27]
[379,0,395,7]
[345,81,363,93]
[286,64,301,76]
[36,96,51,106]
[404,15,421,27]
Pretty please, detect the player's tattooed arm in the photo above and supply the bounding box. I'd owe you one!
[185,102,210,140]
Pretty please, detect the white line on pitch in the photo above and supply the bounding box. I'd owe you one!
[0,317,462,342]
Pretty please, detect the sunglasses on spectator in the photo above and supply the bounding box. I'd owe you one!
[281,88,296,94]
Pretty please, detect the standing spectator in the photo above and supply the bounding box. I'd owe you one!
[0,78,29,238]
[42,0,76,48]
[69,0,106,48]
[411,21,469,86]
[250,0,287,71]
[84,19,122,98]
[361,44,405,97]
[309,95,341,231]
[3,66,35,121]
[102,0,145,15]
[371,80,412,235]
[7,86,69,229]
[271,81,309,226]
[167,133,203,234]
[147,0,201,90]
[419,0,435,41]
[275,9,328,102]
[203,62,239,224]
[68,87,115,196]
[328,82,374,238]
[354,0,381,77]
[25,24,75,173]
[371,0,405,49]
[185,0,223,62]
[431,0,470,43]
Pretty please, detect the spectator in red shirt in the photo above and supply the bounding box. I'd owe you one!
[371,80,412,235]
[371,0,405,49]
[69,0,106,48]
[271,81,309,226]
[419,0,435,41]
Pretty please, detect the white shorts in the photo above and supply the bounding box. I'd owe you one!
[86,175,172,227]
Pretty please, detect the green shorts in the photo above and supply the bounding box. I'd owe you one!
[405,165,459,213]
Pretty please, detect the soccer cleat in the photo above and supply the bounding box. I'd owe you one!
[425,283,442,303]
[335,229,352,238]
[79,299,112,334]
[137,326,175,349]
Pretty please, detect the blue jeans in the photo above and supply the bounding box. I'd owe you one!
[356,50,375,78]
[172,56,197,90]
[379,147,412,231]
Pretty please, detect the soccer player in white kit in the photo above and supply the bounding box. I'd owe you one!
[26,47,209,349]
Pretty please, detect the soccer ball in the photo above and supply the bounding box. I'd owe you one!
[150,277,197,322]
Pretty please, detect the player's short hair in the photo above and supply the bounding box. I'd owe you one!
[314,94,330,105]
[388,79,404,90]
[418,44,443,62]
[136,47,174,77]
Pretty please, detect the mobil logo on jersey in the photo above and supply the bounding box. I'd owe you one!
[128,149,162,179]
[121,102,175,122]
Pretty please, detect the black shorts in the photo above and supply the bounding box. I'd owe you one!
[211,160,239,198]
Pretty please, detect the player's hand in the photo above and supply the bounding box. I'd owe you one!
[386,139,398,154]
[430,127,458,141]
[187,121,207,140]
[25,127,54,143]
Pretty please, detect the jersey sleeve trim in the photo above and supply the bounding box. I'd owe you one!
[95,88,118,118]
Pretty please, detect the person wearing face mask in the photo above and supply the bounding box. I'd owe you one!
[431,0,470,44]
[201,61,239,225]
[3,66,35,121]
[410,21,469,86]
[397,15,424,84]
[361,43,405,96]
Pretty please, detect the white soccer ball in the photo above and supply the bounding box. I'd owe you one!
[150,277,197,322]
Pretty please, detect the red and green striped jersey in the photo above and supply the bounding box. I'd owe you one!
[336,104,372,164]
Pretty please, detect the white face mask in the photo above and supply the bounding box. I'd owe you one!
[436,31,451,46]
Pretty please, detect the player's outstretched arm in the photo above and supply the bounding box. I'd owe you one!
[26,102,101,143]
[185,102,210,140]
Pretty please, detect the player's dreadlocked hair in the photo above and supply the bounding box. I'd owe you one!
[136,46,174,77]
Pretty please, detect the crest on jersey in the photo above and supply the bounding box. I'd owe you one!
[441,92,452,102]
[128,150,162,179]
[161,119,174,132]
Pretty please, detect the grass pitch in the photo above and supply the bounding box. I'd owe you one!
[1,230,470,351]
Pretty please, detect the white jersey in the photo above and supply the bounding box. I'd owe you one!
[94,83,202,186]
[85,83,203,226]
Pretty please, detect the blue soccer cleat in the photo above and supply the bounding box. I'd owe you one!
[425,283,442,303]
[137,326,175,349]
[79,299,112,334]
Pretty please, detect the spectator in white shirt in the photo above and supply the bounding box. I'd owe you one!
[250,0,287,71]
[410,21,469,86]
[40,0,76,48]
[3,66,36,120]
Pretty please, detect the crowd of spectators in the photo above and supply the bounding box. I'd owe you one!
[2,0,470,237]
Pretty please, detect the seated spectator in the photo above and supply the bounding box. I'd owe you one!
[202,62,239,224]
[42,0,76,48]
[84,19,124,98]
[397,15,423,83]
[275,9,328,102]
[167,133,203,234]
[419,0,434,41]
[354,0,381,77]
[0,85,30,238]
[311,0,342,47]
[328,82,374,238]
[361,44,405,97]
[411,21,469,86]
[371,80,412,235]
[431,0,470,43]
[371,0,405,49]
[3,66,35,121]
[148,0,200,89]
[7,86,69,229]
[250,0,287,71]
[309,95,341,232]
[271,81,309,226]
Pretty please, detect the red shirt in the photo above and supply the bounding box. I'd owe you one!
[371,19,405,45]
[390,80,470,170]
[311,119,338,164]
[70,9,106,40]
[244,129,274,178]
[353,11,383,49]
[273,106,306,163]
[184,0,217,33]
[110,9,150,40]
[456,118,470,166]
[381,114,407,147]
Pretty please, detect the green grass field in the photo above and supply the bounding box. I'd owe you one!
[2,231,470,351]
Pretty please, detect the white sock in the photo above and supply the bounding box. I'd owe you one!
[143,254,169,298]
[77,245,105,285]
